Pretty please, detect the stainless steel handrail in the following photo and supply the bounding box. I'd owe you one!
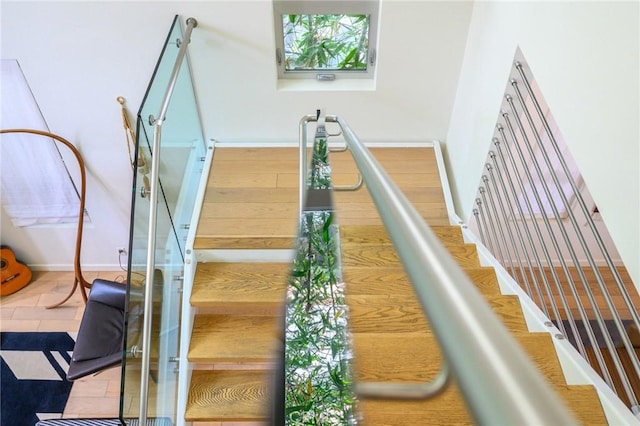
[139,16,198,425]
[299,116,362,215]
[324,114,579,425]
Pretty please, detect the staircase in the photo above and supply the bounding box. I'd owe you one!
[183,146,610,424]
[341,224,606,424]
[185,147,297,424]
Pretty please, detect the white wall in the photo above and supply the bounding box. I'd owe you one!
[1,2,174,269]
[0,1,473,269]
[445,1,640,286]
[186,0,472,143]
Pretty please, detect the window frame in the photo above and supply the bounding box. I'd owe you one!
[273,0,379,81]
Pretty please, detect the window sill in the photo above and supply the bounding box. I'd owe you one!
[277,79,376,92]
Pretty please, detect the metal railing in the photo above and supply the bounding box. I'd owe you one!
[298,112,363,216]
[139,16,198,425]
[471,59,640,415]
[298,112,579,424]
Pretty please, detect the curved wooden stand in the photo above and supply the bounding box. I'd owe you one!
[0,128,92,308]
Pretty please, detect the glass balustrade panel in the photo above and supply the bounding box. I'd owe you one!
[121,15,205,424]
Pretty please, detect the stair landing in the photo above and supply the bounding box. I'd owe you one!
[195,148,300,250]
[194,146,452,250]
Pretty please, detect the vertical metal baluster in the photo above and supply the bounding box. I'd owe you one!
[472,208,487,249]
[503,106,612,387]
[492,140,551,318]
[497,124,571,342]
[485,159,534,300]
[514,65,640,408]
[482,172,517,278]
[299,114,317,217]
[475,197,497,257]
[516,61,640,332]
[479,186,507,267]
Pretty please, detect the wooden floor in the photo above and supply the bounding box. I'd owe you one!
[330,147,450,226]
[194,146,451,250]
[519,265,640,320]
[0,271,123,419]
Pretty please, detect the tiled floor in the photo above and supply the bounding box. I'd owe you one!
[1,270,125,419]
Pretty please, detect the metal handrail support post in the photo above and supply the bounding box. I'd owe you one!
[357,362,450,399]
[324,114,579,425]
[298,114,317,216]
[334,174,363,192]
[299,114,362,214]
[140,16,197,425]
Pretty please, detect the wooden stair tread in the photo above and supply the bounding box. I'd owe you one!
[195,217,298,249]
[189,315,281,363]
[200,201,298,219]
[204,187,298,203]
[554,385,609,426]
[333,186,446,203]
[346,294,529,334]
[341,243,480,268]
[336,201,446,225]
[337,215,453,227]
[340,224,464,246]
[351,332,567,387]
[191,262,289,308]
[357,384,605,426]
[186,370,271,422]
[462,266,502,296]
[344,266,501,297]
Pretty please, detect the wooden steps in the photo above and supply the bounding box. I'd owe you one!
[341,243,480,268]
[189,315,281,363]
[186,262,288,423]
[356,385,605,426]
[185,146,610,424]
[340,224,464,245]
[339,224,480,269]
[585,346,640,409]
[340,224,609,425]
[186,370,271,422]
[344,266,500,297]
[191,262,289,312]
[188,148,298,423]
[350,332,607,425]
[346,294,529,334]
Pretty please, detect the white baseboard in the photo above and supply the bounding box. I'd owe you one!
[29,264,125,272]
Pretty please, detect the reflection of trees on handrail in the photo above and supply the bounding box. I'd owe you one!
[0,128,91,308]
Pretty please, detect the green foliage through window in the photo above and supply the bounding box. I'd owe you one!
[283,14,369,71]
